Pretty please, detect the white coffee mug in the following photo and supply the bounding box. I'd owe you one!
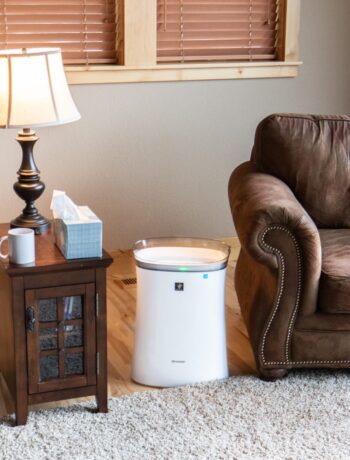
[0,228,35,264]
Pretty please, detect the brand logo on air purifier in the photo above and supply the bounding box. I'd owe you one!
[175,282,184,291]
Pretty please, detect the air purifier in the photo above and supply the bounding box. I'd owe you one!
[132,237,230,387]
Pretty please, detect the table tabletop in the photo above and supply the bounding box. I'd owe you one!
[0,223,112,276]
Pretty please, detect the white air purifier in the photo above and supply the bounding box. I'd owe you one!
[132,237,230,387]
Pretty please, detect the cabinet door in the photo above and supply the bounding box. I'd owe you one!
[26,283,96,394]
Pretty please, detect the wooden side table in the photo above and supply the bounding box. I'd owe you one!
[0,224,112,425]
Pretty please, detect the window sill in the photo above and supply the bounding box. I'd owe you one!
[65,61,302,85]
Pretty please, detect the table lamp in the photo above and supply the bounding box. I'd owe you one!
[0,48,80,234]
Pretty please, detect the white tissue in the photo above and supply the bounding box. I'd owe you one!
[50,190,89,221]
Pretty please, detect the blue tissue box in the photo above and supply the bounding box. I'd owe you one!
[53,206,102,259]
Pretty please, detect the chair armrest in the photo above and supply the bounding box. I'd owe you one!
[228,161,321,272]
[228,161,322,365]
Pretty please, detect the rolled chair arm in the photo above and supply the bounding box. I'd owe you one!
[228,161,321,272]
[228,161,322,370]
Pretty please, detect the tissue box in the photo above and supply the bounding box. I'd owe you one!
[53,206,102,259]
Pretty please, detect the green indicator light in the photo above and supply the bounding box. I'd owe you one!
[179,267,189,272]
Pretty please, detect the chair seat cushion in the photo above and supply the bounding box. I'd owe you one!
[318,229,350,313]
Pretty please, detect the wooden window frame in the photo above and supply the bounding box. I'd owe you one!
[65,0,301,85]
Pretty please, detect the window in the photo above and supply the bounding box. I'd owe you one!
[0,0,117,64]
[157,0,280,63]
[0,0,300,84]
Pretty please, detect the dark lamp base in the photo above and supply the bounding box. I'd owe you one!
[11,128,51,235]
[11,215,50,235]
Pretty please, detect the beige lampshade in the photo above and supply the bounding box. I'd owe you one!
[0,48,80,129]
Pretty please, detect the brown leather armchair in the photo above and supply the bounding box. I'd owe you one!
[228,114,350,380]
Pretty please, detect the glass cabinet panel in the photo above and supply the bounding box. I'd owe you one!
[64,296,83,320]
[40,355,59,380]
[64,325,83,348]
[26,283,96,394]
[38,298,57,322]
[38,295,85,381]
[39,327,58,351]
[65,352,84,376]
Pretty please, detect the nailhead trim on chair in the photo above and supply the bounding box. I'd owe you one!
[258,226,301,364]
[258,225,350,367]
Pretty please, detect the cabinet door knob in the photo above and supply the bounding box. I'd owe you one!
[26,307,36,332]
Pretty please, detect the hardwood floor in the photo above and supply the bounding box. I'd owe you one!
[0,238,256,416]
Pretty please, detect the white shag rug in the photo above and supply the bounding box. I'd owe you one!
[1,371,350,460]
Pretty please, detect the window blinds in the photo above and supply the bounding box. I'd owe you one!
[0,0,117,65]
[157,0,280,63]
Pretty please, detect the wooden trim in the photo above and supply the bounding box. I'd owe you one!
[117,0,125,64]
[284,0,300,62]
[58,297,65,379]
[275,0,287,61]
[33,284,87,300]
[95,267,108,413]
[40,347,84,357]
[28,385,96,405]
[66,61,301,84]
[0,269,15,404]
[35,375,88,393]
[123,0,157,66]
[24,270,95,289]
[26,290,40,394]
[39,319,83,329]
[12,276,28,425]
[85,283,97,385]
[65,0,300,84]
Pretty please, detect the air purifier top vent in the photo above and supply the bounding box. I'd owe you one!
[133,237,230,272]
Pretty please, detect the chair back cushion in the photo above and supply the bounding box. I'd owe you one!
[251,114,350,228]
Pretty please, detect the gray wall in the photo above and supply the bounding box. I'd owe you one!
[0,0,349,250]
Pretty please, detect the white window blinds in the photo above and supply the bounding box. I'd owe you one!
[0,0,117,65]
[157,0,280,63]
